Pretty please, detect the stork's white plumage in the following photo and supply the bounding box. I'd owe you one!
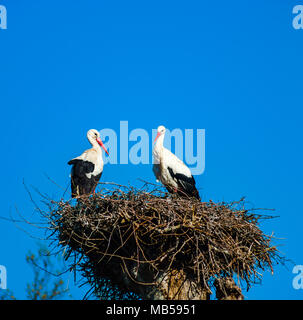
[68,129,109,198]
[153,125,200,200]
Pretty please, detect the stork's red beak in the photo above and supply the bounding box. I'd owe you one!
[153,132,161,144]
[97,138,109,155]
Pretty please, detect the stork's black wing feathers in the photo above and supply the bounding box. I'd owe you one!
[68,159,101,197]
[68,159,94,173]
[167,167,200,200]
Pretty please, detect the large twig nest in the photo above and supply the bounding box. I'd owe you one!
[45,183,284,299]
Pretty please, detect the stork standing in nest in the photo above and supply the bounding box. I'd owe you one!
[153,125,200,200]
[68,129,109,198]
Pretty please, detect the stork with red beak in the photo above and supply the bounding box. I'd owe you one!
[153,125,200,200]
[68,129,109,198]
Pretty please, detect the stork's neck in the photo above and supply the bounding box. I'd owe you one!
[153,134,165,163]
[88,137,102,152]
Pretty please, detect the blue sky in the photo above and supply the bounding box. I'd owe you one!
[0,0,303,299]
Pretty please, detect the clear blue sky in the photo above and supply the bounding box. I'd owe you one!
[0,0,302,299]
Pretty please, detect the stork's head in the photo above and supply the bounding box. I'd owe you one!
[87,129,109,155]
[154,125,166,144]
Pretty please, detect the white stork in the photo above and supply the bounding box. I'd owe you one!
[68,129,109,198]
[153,125,200,200]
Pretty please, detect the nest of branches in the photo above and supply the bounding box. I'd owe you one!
[45,183,283,300]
